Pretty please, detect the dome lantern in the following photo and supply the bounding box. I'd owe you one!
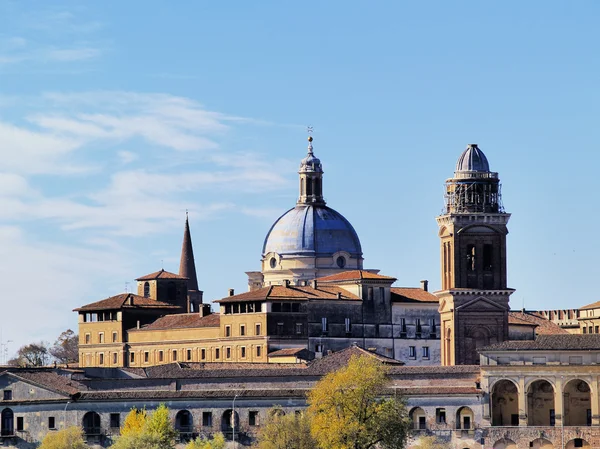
[298,135,325,205]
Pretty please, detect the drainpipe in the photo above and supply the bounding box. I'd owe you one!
[64,401,71,429]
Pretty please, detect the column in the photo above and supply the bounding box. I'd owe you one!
[518,377,527,426]
[591,376,599,425]
[555,377,564,427]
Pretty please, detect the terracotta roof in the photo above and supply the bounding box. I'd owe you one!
[508,314,537,327]
[133,313,220,331]
[316,270,396,282]
[268,348,313,360]
[481,334,600,352]
[136,269,188,281]
[2,370,87,396]
[74,294,181,311]
[215,285,360,303]
[508,311,568,335]
[580,300,600,311]
[391,287,438,303]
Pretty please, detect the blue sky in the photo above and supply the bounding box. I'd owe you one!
[0,1,599,355]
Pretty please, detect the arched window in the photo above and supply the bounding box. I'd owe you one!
[336,256,346,268]
[143,282,150,298]
[409,407,426,430]
[175,410,193,433]
[221,409,239,432]
[82,411,101,435]
[1,408,14,436]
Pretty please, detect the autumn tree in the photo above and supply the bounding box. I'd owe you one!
[38,426,89,449]
[50,329,79,364]
[110,404,177,449]
[308,354,410,449]
[8,342,50,367]
[254,408,316,449]
[185,432,226,449]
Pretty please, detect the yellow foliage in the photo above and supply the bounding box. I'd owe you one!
[411,436,453,449]
[39,426,89,449]
[308,354,410,449]
[255,409,316,449]
[120,407,146,436]
[185,432,226,449]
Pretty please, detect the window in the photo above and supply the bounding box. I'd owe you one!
[143,281,150,297]
[200,349,206,360]
[225,326,231,337]
[241,347,246,358]
[345,318,351,334]
[202,412,212,427]
[17,417,23,432]
[367,287,373,300]
[436,408,446,424]
[187,349,192,361]
[255,324,261,335]
[467,244,476,271]
[110,413,120,428]
[550,409,556,426]
[429,318,436,336]
[270,257,277,269]
[112,332,118,343]
[226,347,231,359]
[322,317,328,333]
[296,323,303,334]
[415,319,422,338]
[99,332,104,343]
[409,346,416,359]
[379,287,385,301]
[277,323,284,334]
[215,348,220,359]
[419,416,426,430]
[596,326,599,334]
[48,417,56,429]
[112,353,117,364]
[85,333,91,344]
[172,350,177,361]
[99,353,104,365]
[272,303,281,312]
[336,256,346,268]
[256,346,262,357]
[422,346,430,359]
[316,344,324,353]
[575,438,584,448]
[483,244,493,270]
[3,390,11,400]
[249,411,260,426]
[159,351,164,362]
[399,318,407,336]
[240,325,246,336]
[583,327,587,334]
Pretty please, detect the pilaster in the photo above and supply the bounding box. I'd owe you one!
[555,377,564,427]
[518,377,527,426]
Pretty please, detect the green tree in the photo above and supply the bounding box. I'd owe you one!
[308,354,410,449]
[254,409,316,449]
[39,426,89,449]
[185,432,226,449]
[411,436,453,449]
[110,404,177,449]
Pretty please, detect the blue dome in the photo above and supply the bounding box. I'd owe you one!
[456,144,490,172]
[263,205,362,257]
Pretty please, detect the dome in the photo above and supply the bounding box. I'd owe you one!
[455,144,490,172]
[262,204,362,258]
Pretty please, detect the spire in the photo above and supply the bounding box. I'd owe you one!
[179,213,199,291]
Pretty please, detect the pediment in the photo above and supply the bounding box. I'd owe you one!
[456,296,508,311]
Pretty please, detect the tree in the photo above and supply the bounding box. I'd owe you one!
[110,404,177,449]
[8,342,50,367]
[50,329,79,364]
[308,354,411,449]
[38,426,89,449]
[255,409,316,449]
[411,436,453,449]
[185,432,225,449]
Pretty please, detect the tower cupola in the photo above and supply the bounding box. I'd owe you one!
[298,136,325,205]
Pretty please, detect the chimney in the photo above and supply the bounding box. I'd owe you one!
[228,288,235,297]
[311,279,318,289]
[420,280,428,292]
[337,292,342,299]
[284,279,290,288]
[136,320,140,329]
[199,304,212,317]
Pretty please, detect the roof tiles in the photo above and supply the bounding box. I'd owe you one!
[74,294,181,312]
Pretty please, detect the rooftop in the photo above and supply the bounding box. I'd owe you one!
[481,334,600,352]
[74,293,181,312]
[317,270,396,283]
[391,287,438,303]
[508,311,568,335]
[215,284,360,303]
[136,269,188,281]
[132,313,220,331]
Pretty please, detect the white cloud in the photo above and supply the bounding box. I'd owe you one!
[117,151,138,164]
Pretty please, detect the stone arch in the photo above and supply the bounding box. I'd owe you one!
[175,410,193,433]
[82,411,101,435]
[566,438,590,449]
[455,406,474,429]
[530,438,553,449]
[221,409,239,433]
[409,407,427,430]
[527,380,556,426]
[524,377,556,392]
[493,439,517,449]
[491,379,519,426]
[563,379,592,426]
[1,408,14,436]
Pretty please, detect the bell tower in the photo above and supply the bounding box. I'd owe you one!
[436,144,514,366]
